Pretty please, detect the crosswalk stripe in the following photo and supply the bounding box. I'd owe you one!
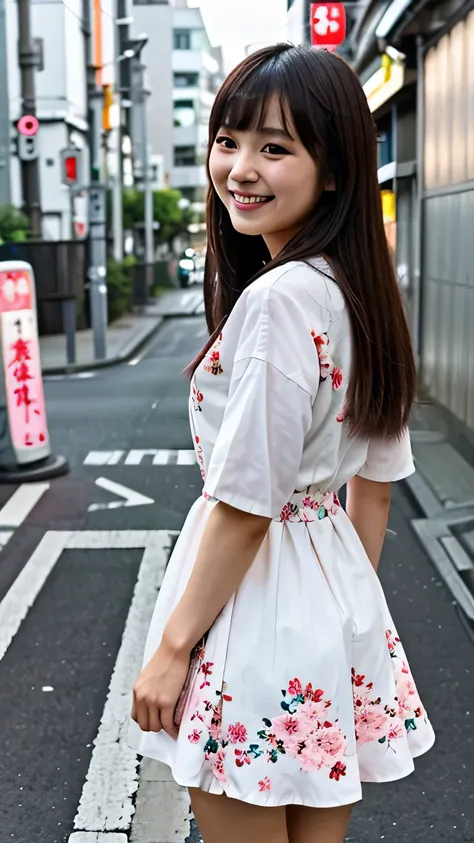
[84,451,125,466]
[84,449,196,466]
[0,482,50,528]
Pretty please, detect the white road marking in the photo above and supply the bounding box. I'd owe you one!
[0,530,73,662]
[124,449,168,465]
[84,451,125,466]
[69,530,171,835]
[83,449,196,466]
[0,482,50,528]
[88,478,154,511]
[69,834,127,842]
[0,531,13,550]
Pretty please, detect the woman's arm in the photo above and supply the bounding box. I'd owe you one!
[346,475,391,571]
[164,502,271,652]
[132,502,270,737]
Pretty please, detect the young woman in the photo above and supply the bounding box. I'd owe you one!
[129,44,435,843]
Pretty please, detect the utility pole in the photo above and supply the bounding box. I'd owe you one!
[83,0,108,360]
[0,0,11,206]
[131,44,154,290]
[17,0,42,237]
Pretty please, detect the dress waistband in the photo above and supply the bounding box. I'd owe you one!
[277,489,341,523]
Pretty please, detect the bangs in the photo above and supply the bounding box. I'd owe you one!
[211,52,295,139]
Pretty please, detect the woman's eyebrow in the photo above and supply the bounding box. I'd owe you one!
[259,126,294,140]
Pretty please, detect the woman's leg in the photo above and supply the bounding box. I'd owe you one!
[286,803,355,843]
[189,788,289,843]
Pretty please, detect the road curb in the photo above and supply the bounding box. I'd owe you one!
[41,316,166,376]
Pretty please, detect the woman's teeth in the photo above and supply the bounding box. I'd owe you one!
[234,194,270,204]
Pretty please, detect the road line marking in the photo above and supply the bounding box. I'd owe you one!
[84,449,198,467]
[69,833,128,842]
[0,531,13,550]
[177,449,196,465]
[84,451,124,466]
[0,530,72,662]
[70,530,171,835]
[88,478,154,511]
[0,482,50,528]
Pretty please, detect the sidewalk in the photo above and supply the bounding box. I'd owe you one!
[40,288,204,375]
[407,398,474,620]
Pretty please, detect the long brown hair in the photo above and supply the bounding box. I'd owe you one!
[189,43,415,440]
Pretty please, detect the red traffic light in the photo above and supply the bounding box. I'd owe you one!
[64,156,77,183]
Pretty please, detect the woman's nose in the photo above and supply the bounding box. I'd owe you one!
[229,151,259,184]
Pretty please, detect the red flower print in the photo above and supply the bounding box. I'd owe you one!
[329,761,347,781]
[199,661,214,690]
[336,410,344,423]
[227,722,248,744]
[234,749,252,767]
[188,729,202,744]
[258,777,272,792]
[288,678,302,696]
[351,669,365,688]
[331,366,343,390]
[191,710,204,723]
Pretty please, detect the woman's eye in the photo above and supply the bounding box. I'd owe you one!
[215,136,236,149]
[262,143,290,155]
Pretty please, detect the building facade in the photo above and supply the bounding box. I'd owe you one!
[171,3,222,202]
[346,0,474,432]
[131,0,173,187]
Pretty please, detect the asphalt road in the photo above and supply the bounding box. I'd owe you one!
[0,312,473,843]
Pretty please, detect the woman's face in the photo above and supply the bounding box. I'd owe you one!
[209,96,323,258]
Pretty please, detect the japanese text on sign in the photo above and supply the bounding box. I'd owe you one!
[0,269,49,455]
[310,3,346,50]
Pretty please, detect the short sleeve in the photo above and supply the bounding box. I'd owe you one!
[202,278,320,518]
[357,428,415,482]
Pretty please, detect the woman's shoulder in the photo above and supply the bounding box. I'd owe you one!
[243,257,346,318]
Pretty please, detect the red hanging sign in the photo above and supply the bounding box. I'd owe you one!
[310,3,346,51]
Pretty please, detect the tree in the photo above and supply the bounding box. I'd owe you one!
[121,188,191,247]
[0,206,29,243]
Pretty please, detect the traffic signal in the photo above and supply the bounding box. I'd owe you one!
[102,85,114,132]
[60,148,83,185]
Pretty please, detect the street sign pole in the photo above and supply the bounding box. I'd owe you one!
[17,0,42,237]
[88,88,108,361]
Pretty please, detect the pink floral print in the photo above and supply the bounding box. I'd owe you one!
[278,491,341,523]
[352,631,427,753]
[312,330,344,395]
[194,435,206,481]
[258,776,272,792]
[192,384,204,412]
[204,333,224,375]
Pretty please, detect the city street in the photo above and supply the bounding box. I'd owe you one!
[0,311,473,843]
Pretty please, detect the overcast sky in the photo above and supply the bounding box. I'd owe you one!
[188,0,288,70]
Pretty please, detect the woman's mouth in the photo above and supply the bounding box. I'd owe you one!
[229,191,275,211]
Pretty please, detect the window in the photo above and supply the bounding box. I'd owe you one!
[174,30,191,50]
[174,72,199,88]
[174,146,197,167]
[173,100,195,127]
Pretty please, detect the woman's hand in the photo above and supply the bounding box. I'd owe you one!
[131,640,190,740]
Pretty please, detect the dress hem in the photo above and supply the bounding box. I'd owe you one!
[135,731,435,810]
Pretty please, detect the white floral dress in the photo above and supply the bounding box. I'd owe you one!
[129,258,435,808]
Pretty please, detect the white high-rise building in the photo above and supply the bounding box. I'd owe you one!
[171,1,223,202]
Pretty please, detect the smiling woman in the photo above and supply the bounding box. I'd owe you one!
[129,43,434,843]
[209,98,331,254]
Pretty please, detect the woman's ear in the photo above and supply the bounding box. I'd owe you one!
[324,177,336,192]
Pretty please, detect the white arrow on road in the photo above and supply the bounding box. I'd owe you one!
[88,477,154,511]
